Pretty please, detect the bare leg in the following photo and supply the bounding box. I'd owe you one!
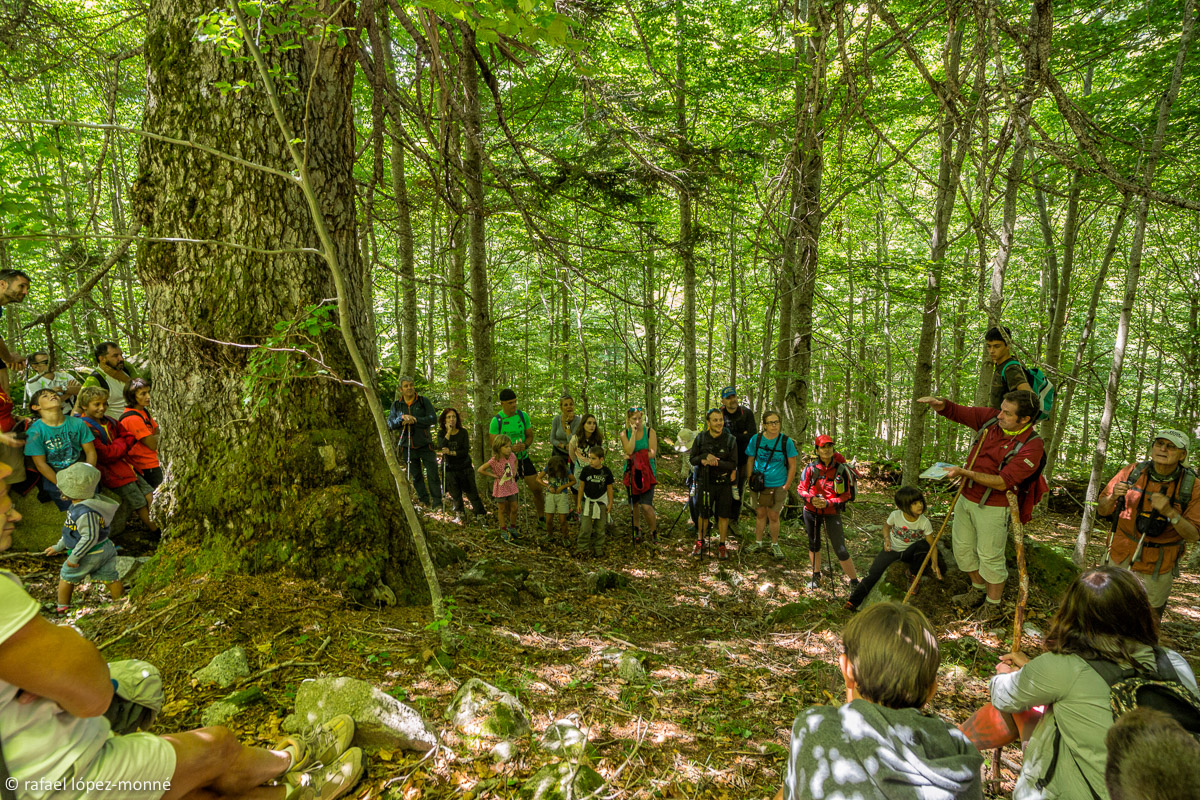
[57,579,73,607]
[162,727,290,800]
[106,580,125,600]
[717,517,729,543]
[809,550,821,574]
[754,508,768,543]
[641,504,657,535]
[767,510,781,543]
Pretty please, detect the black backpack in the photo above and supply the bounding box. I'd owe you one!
[1037,647,1200,798]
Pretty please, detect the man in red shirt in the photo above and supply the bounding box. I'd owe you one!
[1097,429,1199,621]
[917,390,1044,610]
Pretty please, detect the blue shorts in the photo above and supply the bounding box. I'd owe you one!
[61,540,120,584]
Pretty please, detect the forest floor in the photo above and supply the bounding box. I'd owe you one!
[6,451,1200,800]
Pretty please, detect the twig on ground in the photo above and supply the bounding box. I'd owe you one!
[98,598,192,651]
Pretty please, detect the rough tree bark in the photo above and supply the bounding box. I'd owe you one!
[133,0,426,603]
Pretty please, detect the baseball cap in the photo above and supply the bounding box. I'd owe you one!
[720,386,737,399]
[815,434,835,448]
[498,388,517,402]
[1153,429,1189,451]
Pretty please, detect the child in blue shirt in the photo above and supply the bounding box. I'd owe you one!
[42,462,122,613]
[25,388,97,510]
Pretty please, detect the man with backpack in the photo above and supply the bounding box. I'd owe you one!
[81,341,138,421]
[985,327,1032,410]
[918,390,1046,612]
[387,377,441,508]
[489,388,545,527]
[719,386,756,522]
[1097,429,1199,621]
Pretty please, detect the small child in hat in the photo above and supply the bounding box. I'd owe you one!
[43,462,123,613]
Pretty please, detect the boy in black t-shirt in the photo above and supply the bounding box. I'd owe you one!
[576,446,615,557]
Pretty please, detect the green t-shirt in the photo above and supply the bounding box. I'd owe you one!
[490,410,532,460]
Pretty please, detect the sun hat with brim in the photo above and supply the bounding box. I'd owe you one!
[56,462,101,501]
[1153,429,1189,451]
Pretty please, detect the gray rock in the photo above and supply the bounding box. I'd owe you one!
[518,762,604,800]
[371,583,397,607]
[193,646,251,688]
[617,652,647,683]
[539,721,596,762]
[115,556,151,583]
[491,740,519,763]
[584,569,628,594]
[201,686,264,727]
[458,558,529,587]
[445,678,530,739]
[285,676,437,752]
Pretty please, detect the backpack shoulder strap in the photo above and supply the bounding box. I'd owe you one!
[1178,468,1196,507]
[1084,657,1132,687]
[1154,647,1183,683]
[119,409,142,423]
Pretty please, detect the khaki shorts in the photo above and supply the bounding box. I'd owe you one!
[63,732,176,800]
[1106,555,1174,608]
[754,487,788,514]
[952,501,1010,584]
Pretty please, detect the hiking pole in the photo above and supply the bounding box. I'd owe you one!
[662,492,692,541]
[903,437,986,604]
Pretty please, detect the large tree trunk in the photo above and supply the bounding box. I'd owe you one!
[134,0,422,604]
[676,0,697,430]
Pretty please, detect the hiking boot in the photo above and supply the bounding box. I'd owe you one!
[952,586,988,608]
[278,714,355,773]
[285,747,364,800]
[806,574,821,591]
[632,527,643,545]
[771,543,785,560]
[691,540,705,558]
[717,543,728,560]
[746,540,763,554]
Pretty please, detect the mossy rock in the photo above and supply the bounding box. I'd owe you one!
[1009,539,1080,601]
[518,762,604,800]
[445,678,530,739]
[768,600,814,625]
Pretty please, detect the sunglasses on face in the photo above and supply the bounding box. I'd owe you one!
[32,360,48,366]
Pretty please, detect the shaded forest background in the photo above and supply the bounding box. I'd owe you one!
[1,0,1198,495]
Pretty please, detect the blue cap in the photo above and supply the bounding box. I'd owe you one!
[720,386,737,399]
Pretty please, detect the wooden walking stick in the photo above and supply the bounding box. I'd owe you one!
[902,439,985,604]
[1007,491,1028,652]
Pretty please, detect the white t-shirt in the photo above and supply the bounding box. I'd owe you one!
[0,571,111,792]
[23,372,78,412]
[886,509,933,551]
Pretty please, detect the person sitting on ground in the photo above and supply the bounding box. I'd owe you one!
[538,455,576,540]
[41,462,123,614]
[744,410,797,559]
[81,341,137,420]
[437,407,486,519]
[386,376,441,508]
[959,566,1199,800]
[25,387,97,511]
[1,480,364,800]
[489,388,545,527]
[118,377,164,490]
[689,408,738,561]
[719,386,756,523]
[77,386,160,538]
[479,433,519,542]
[576,445,614,558]
[917,390,1045,611]
[985,326,1032,411]
[620,406,659,544]
[797,434,859,592]
[777,601,983,800]
[23,350,80,413]
[845,485,941,612]
[1105,707,1200,800]
[1096,428,1198,623]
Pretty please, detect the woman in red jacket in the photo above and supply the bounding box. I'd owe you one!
[797,435,859,593]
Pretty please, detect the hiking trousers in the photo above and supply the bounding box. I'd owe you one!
[402,444,442,506]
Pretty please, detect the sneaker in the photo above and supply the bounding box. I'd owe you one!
[278,714,355,773]
[717,543,728,560]
[286,747,364,800]
[843,600,858,613]
[849,578,860,591]
[746,541,764,554]
[500,528,512,543]
[632,527,643,545]
[771,543,785,560]
[806,574,821,591]
[691,540,705,558]
[952,586,988,608]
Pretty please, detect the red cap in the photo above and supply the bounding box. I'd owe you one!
[815,434,835,447]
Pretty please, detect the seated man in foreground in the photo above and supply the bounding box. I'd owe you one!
[0,464,363,800]
[778,601,983,800]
